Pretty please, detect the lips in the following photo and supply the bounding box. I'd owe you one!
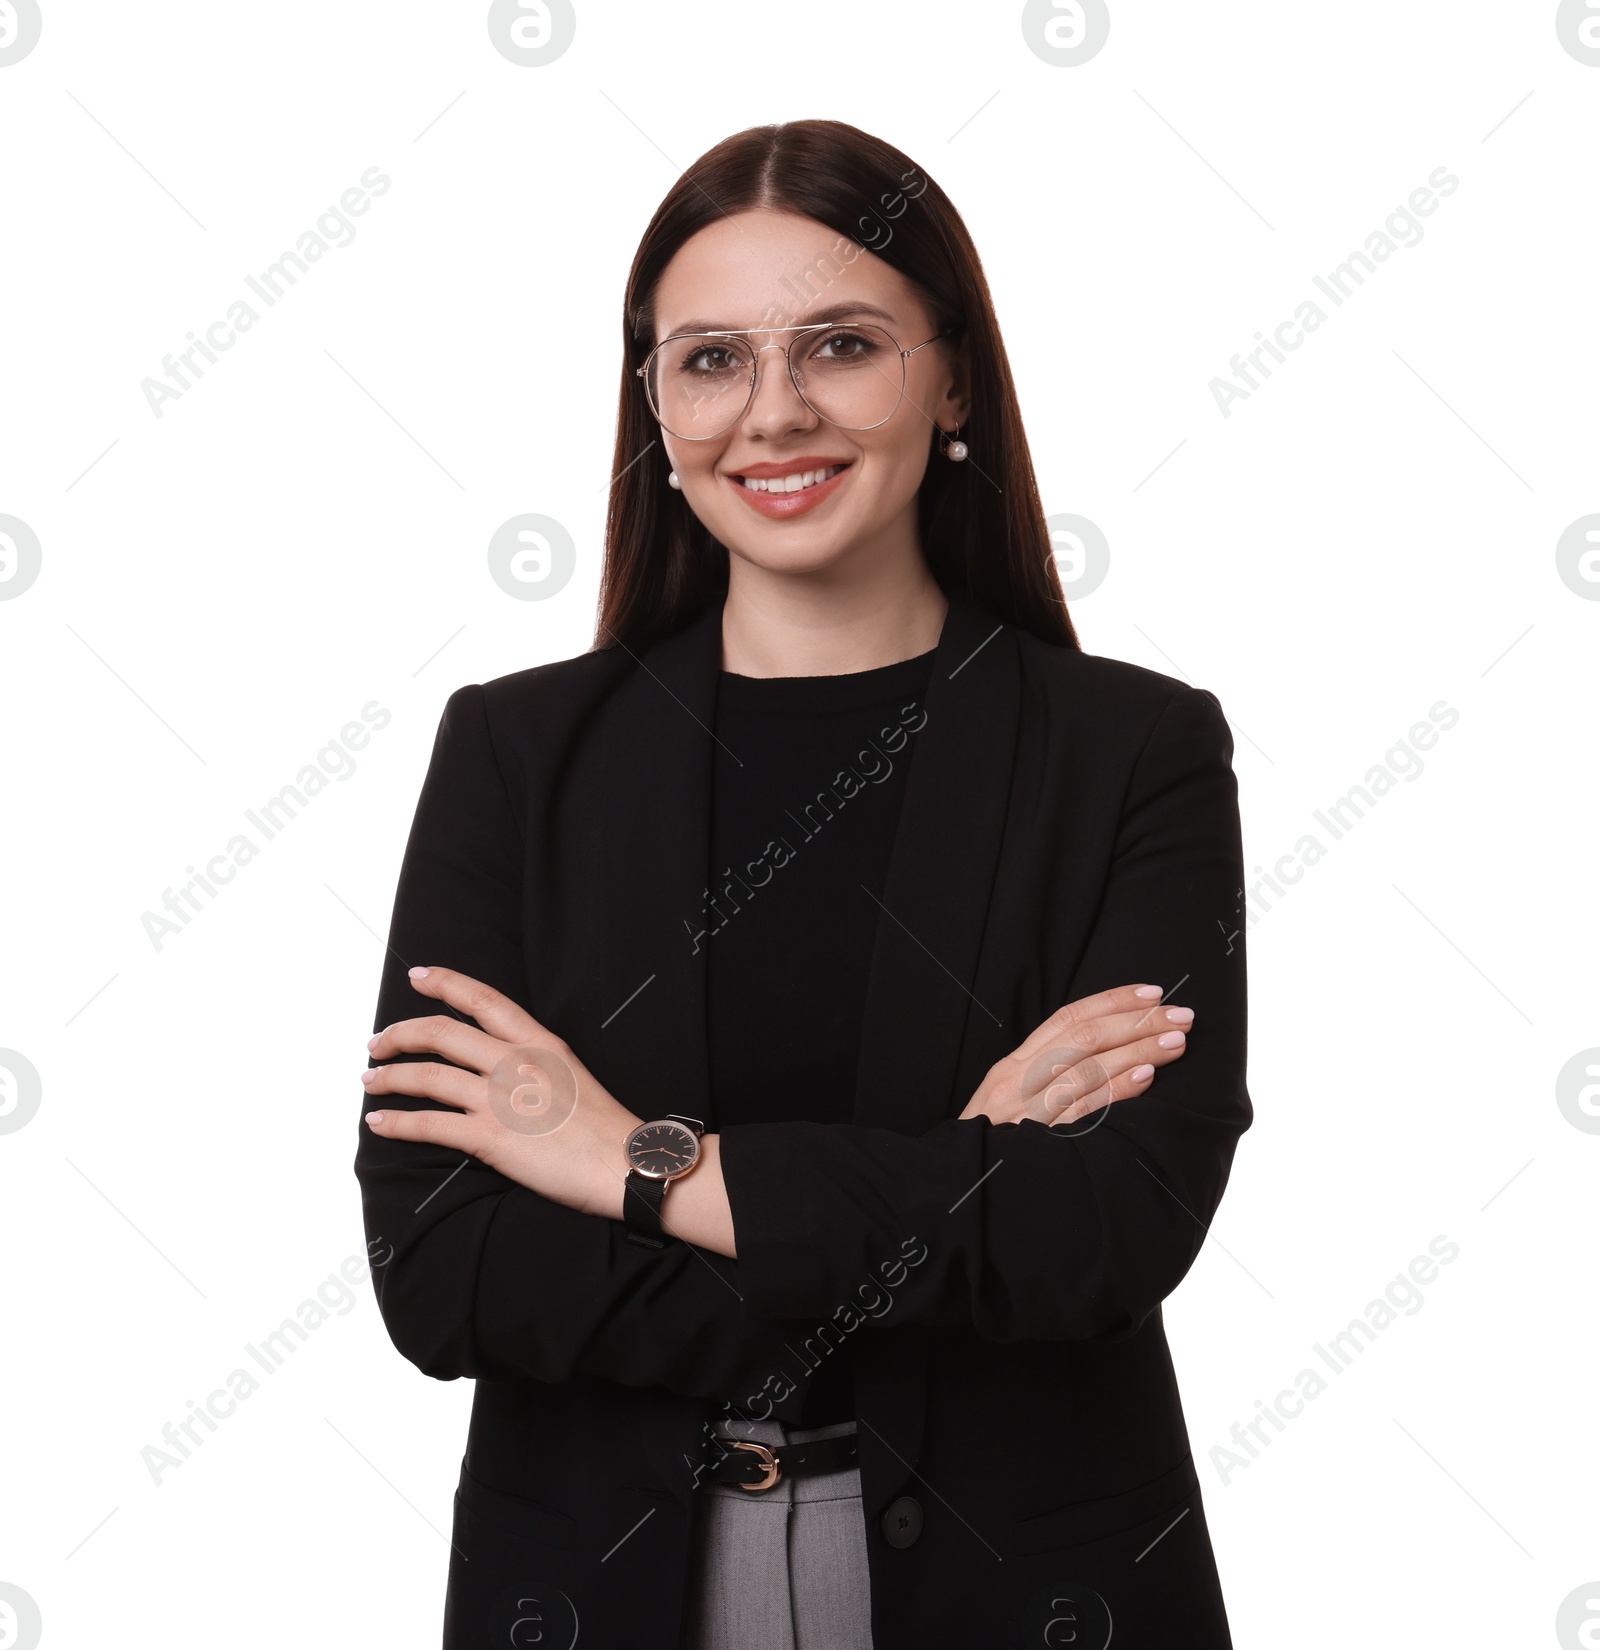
[725,459,853,519]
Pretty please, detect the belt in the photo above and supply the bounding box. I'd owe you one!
[703,1431,860,1492]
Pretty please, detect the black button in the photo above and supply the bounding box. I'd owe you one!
[880,1495,922,1548]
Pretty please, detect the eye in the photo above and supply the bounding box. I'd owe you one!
[813,329,876,361]
[677,341,747,377]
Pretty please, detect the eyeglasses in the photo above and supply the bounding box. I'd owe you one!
[636,322,949,441]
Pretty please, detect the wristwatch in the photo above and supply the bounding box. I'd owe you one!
[622,1114,705,1248]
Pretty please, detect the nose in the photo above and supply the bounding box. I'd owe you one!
[740,341,818,437]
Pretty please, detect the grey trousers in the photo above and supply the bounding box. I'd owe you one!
[682,1418,875,1650]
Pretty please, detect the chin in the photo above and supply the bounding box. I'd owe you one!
[723,531,857,577]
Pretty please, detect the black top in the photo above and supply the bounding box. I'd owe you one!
[705,645,938,1425]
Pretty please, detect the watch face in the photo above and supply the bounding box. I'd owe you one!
[626,1120,700,1179]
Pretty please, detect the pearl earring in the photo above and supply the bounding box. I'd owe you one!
[942,426,969,463]
[667,470,682,490]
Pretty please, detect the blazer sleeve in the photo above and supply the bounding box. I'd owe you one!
[353,683,805,1402]
[716,684,1252,1342]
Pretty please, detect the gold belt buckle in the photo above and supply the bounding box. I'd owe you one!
[726,1440,780,1492]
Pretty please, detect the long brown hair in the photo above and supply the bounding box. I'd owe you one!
[594,119,1078,655]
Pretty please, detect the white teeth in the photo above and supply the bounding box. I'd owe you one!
[741,464,843,493]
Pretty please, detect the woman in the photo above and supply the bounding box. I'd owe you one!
[355,119,1249,1650]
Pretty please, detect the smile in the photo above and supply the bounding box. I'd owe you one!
[725,461,853,518]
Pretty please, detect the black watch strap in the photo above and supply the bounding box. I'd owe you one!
[623,1173,668,1249]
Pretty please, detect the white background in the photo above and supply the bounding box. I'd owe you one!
[1,2,1596,1645]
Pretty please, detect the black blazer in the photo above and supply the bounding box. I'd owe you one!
[355,590,1251,1649]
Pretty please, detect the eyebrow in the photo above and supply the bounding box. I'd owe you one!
[664,301,900,335]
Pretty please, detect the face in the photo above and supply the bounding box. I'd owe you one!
[646,209,969,580]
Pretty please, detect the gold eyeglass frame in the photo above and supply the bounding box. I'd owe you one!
[635,321,952,439]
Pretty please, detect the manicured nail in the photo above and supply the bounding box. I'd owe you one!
[365,1111,385,1125]
[1157,1030,1186,1048]
[1164,1007,1194,1025]
[1131,1064,1154,1081]
[1134,985,1162,999]
[366,1034,381,1050]
[408,966,430,979]
[360,1069,376,1085]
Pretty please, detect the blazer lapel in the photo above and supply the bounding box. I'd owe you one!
[852,590,1022,1132]
[583,601,723,1118]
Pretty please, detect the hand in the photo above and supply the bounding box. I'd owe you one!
[958,983,1192,1129]
[362,966,641,1220]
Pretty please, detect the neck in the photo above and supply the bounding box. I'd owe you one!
[719,538,949,679]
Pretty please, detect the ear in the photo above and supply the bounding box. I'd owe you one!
[941,337,972,430]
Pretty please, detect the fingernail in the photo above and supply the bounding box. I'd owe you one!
[1164,1007,1194,1025]
[1157,1030,1186,1048]
[1131,1063,1154,1081]
[1134,985,1162,999]
[360,1069,376,1085]
[408,966,430,979]
[365,1111,385,1125]
[366,1035,380,1050]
